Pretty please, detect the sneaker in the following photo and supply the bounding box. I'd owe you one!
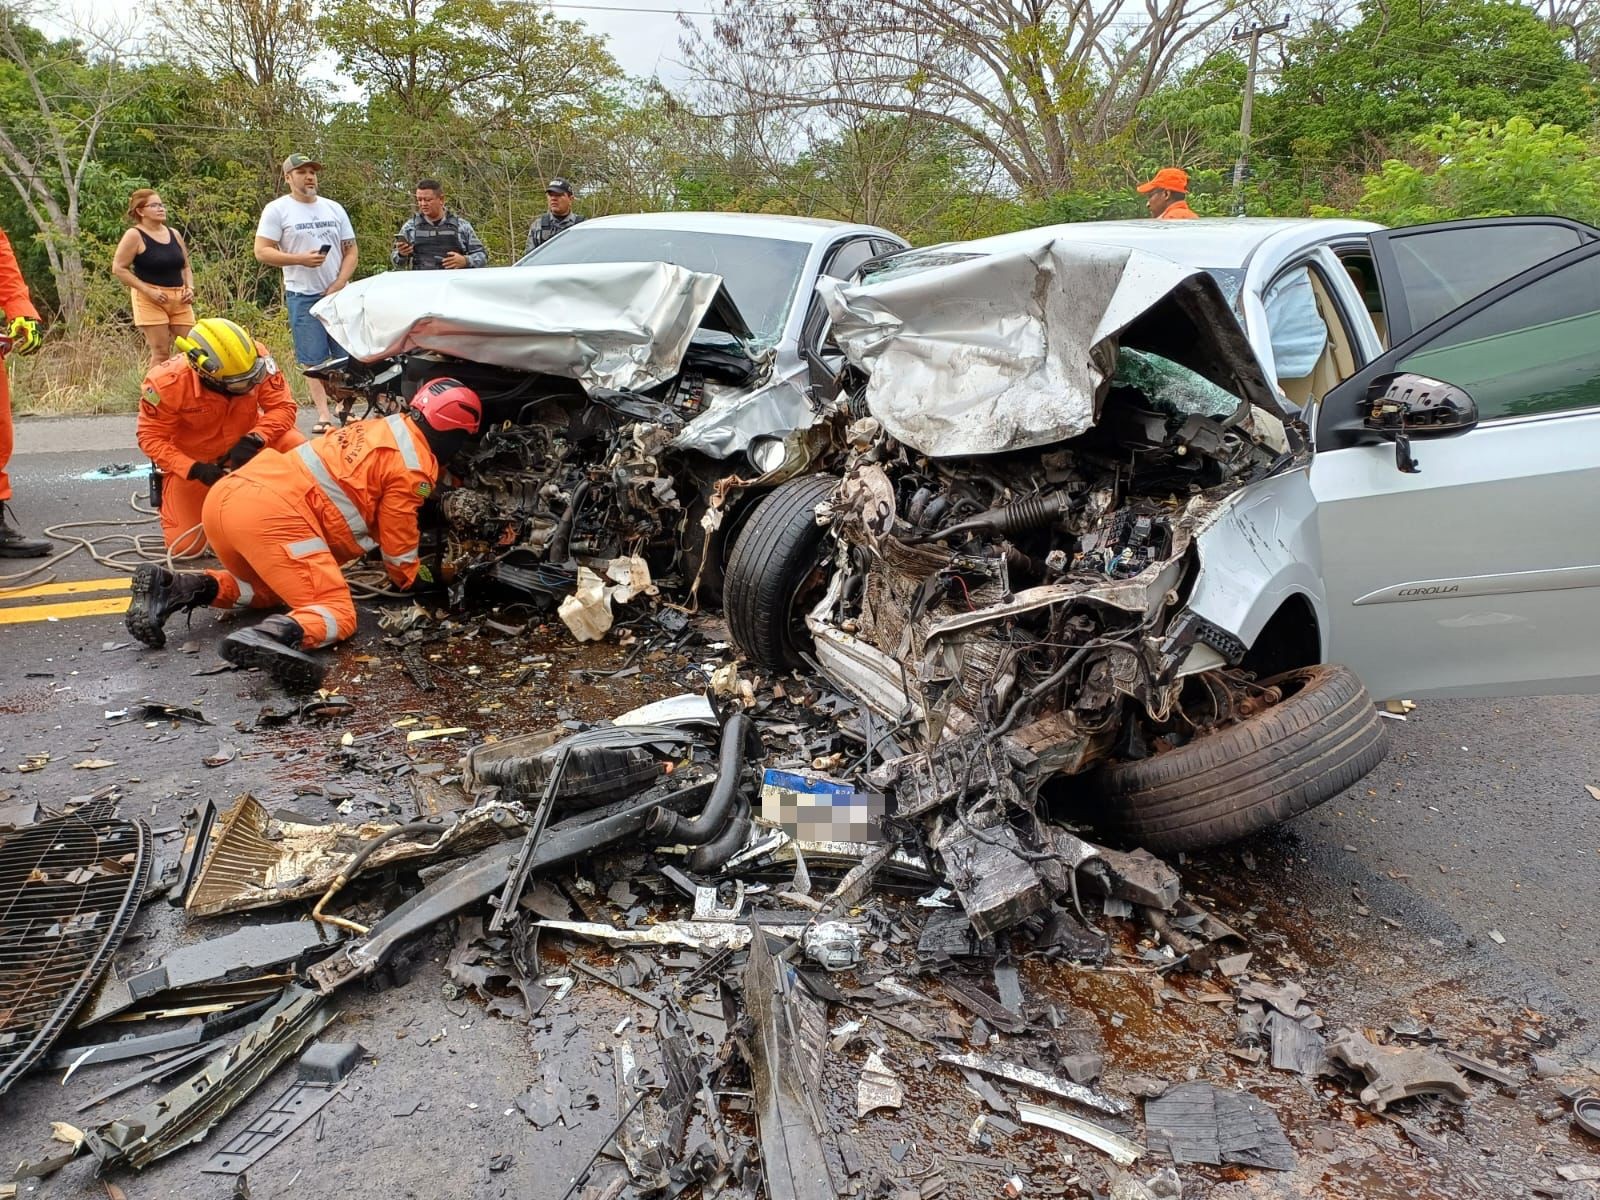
[125,564,218,648]
[220,615,327,692]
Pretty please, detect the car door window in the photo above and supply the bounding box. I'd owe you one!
[1379,223,1587,338]
[822,238,878,282]
[1397,254,1600,421]
[1262,267,1329,380]
[1262,262,1360,408]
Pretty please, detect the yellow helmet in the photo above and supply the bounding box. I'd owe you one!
[176,317,270,394]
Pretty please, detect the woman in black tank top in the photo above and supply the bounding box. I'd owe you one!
[112,188,196,364]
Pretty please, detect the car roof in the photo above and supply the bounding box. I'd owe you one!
[898,217,1384,269]
[573,211,902,246]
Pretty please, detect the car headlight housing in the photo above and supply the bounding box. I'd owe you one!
[747,435,789,475]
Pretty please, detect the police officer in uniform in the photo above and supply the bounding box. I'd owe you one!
[391,179,488,271]
[524,178,585,255]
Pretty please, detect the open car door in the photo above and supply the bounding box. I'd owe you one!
[1308,239,1600,701]
[1366,216,1599,345]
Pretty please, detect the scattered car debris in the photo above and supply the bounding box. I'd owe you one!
[0,807,151,1097]
[1016,1100,1144,1166]
[1325,1029,1472,1112]
[856,1050,904,1118]
[200,1041,364,1174]
[1144,1082,1296,1171]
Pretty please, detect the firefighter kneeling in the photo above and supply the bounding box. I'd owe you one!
[124,379,483,690]
[137,316,308,557]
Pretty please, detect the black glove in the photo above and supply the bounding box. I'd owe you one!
[225,433,265,469]
[188,461,227,486]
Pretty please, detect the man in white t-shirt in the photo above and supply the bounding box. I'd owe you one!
[253,153,358,432]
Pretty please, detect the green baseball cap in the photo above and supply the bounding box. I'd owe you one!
[282,153,323,174]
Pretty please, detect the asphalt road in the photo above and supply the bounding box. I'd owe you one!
[11,415,1593,1025]
[2,415,1597,1196]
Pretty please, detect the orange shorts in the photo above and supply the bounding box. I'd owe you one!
[130,289,196,328]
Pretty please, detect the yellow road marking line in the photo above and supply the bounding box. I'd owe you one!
[0,595,131,625]
[0,576,130,601]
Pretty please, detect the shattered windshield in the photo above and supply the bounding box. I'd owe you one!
[518,228,811,348]
[1114,347,1242,419]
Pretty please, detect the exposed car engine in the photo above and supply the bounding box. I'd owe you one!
[819,348,1297,772]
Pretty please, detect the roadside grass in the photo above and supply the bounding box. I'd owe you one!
[10,309,311,416]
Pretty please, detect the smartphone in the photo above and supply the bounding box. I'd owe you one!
[317,242,332,254]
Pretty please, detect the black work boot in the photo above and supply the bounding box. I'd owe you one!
[220,614,327,692]
[125,564,219,648]
[0,501,52,558]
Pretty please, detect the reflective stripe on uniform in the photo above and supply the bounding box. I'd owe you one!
[303,604,343,648]
[231,577,255,609]
[384,548,419,567]
[386,414,423,472]
[287,536,331,559]
[294,443,377,552]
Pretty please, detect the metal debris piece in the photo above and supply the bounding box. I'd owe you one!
[802,921,861,971]
[0,810,151,1098]
[50,999,276,1072]
[201,1041,364,1174]
[1573,1095,1600,1139]
[1236,980,1310,1018]
[939,1052,1130,1116]
[1016,1100,1144,1166]
[1109,1167,1182,1200]
[74,1040,226,1113]
[938,822,1051,938]
[741,928,838,1200]
[138,698,211,725]
[857,1051,904,1118]
[1325,1029,1471,1112]
[309,783,715,994]
[186,795,520,917]
[203,741,239,768]
[1265,1011,1326,1076]
[1216,953,1252,977]
[1441,1049,1520,1088]
[79,987,334,1170]
[942,979,1026,1035]
[1144,1082,1296,1171]
[108,921,340,1017]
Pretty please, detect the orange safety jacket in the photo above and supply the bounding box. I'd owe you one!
[0,228,40,330]
[136,348,298,480]
[1157,200,1198,220]
[234,413,438,590]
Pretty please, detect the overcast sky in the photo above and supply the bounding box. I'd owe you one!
[31,0,707,86]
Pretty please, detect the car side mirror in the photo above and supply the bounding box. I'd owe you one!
[1362,372,1478,474]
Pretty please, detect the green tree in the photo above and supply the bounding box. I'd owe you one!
[1327,116,1600,226]
[1262,0,1597,171]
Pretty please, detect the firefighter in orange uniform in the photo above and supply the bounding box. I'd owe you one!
[0,225,53,557]
[1137,167,1199,220]
[136,317,307,557]
[124,378,483,690]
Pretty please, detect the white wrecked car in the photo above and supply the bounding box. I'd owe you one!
[722,218,1600,853]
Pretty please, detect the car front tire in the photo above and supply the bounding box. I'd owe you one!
[724,473,840,672]
[1090,663,1388,853]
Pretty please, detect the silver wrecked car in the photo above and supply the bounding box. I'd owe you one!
[314,212,907,605]
[722,217,1600,857]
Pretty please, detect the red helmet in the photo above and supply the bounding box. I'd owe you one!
[411,378,482,434]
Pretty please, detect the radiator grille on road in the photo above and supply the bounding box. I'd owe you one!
[0,807,151,1096]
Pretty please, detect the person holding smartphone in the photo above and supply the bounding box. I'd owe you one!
[253,153,357,433]
[391,179,488,271]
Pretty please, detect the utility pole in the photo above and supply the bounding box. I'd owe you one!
[1231,16,1289,216]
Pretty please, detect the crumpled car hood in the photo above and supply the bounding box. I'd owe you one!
[819,238,1281,457]
[313,261,749,393]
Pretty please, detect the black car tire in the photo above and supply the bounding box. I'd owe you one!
[1090,663,1387,853]
[725,473,840,672]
